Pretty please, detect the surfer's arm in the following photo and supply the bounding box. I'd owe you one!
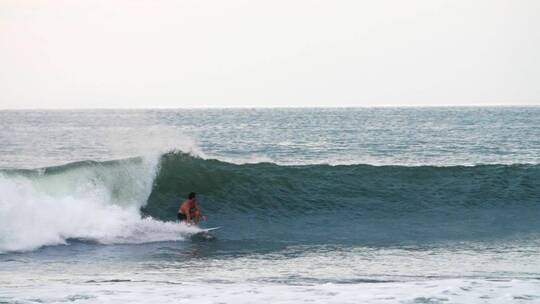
[194,204,207,221]
[185,209,192,224]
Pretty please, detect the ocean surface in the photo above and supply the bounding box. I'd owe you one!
[1,107,539,303]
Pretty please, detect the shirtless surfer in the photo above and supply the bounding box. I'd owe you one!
[177,192,206,225]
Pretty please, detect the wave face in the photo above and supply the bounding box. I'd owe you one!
[2,152,539,252]
[144,153,540,244]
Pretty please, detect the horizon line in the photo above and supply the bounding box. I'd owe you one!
[1,103,540,111]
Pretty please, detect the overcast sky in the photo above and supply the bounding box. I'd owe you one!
[1,0,539,109]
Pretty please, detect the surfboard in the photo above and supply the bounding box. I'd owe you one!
[198,226,222,233]
[192,227,222,240]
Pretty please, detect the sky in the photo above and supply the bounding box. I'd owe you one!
[1,0,539,109]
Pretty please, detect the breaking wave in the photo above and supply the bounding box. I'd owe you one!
[2,151,539,253]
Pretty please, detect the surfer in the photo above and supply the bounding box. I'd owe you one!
[177,192,206,225]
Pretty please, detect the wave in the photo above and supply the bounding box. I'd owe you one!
[0,156,202,253]
[144,152,540,243]
[2,152,539,252]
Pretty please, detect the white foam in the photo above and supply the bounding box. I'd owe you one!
[0,156,200,253]
[105,126,208,160]
[1,277,539,304]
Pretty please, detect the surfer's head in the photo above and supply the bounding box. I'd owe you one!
[188,192,196,200]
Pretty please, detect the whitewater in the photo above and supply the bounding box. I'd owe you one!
[1,108,539,303]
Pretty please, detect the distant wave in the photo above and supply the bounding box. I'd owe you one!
[1,151,539,253]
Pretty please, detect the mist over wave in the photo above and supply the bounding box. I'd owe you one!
[1,151,539,253]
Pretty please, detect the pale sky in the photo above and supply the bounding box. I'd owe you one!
[1,0,539,109]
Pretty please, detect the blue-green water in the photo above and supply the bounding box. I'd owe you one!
[1,107,539,303]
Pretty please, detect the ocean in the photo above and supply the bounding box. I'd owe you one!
[1,107,539,303]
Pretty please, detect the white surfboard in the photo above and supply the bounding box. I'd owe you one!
[198,226,222,233]
[192,226,222,239]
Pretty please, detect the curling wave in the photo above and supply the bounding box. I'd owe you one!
[146,152,540,244]
[0,156,200,253]
[2,151,540,252]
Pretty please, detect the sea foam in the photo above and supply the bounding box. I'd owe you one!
[0,156,199,253]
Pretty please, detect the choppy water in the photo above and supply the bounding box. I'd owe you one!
[1,107,539,303]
